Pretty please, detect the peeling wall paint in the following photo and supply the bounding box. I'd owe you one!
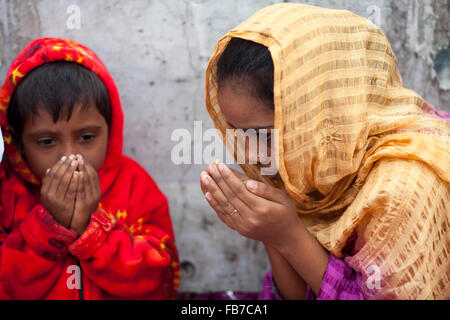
[0,0,448,294]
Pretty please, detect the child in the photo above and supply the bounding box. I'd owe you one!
[0,38,180,299]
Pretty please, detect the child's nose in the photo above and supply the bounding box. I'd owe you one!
[61,146,80,159]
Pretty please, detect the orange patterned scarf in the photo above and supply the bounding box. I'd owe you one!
[205,3,449,299]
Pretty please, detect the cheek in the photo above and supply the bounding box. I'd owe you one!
[83,134,109,172]
[22,143,61,179]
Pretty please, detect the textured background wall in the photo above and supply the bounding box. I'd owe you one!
[0,0,449,294]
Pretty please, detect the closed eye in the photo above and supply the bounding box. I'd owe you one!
[37,138,55,147]
[80,134,96,143]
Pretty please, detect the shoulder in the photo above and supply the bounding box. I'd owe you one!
[345,157,448,257]
[0,163,29,196]
[119,155,152,177]
[334,157,446,255]
[360,158,446,209]
[117,155,167,201]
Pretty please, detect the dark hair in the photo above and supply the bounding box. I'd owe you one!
[8,61,112,138]
[216,38,274,108]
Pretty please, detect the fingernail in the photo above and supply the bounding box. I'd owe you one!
[46,168,50,175]
[61,156,67,161]
[71,160,77,167]
[218,163,224,172]
[205,192,212,201]
[69,154,75,160]
[73,171,79,177]
[208,165,216,175]
[247,180,257,191]
[202,175,210,186]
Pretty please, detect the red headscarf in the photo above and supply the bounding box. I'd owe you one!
[0,37,123,185]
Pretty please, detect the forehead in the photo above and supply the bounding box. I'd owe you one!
[218,83,274,129]
[23,104,106,132]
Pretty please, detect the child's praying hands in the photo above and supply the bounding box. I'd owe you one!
[40,154,101,235]
[40,154,80,229]
[69,155,102,236]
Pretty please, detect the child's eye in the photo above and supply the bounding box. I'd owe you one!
[80,134,96,142]
[37,138,55,147]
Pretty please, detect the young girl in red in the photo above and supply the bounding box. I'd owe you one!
[0,38,180,299]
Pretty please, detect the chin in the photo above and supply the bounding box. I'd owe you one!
[268,172,282,180]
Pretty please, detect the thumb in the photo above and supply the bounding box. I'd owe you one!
[245,179,287,204]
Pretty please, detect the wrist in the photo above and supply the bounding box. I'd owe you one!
[69,210,92,236]
[270,220,306,255]
[272,222,330,295]
[52,212,72,229]
[70,223,88,236]
[43,205,71,229]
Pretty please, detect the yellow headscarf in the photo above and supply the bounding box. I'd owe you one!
[205,3,449,299]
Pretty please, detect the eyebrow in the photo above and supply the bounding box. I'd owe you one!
[76,125,103,132]
[28,125,103,137]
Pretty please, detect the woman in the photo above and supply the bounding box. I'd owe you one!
[200,3,449,299]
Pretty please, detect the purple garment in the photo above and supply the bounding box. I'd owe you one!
[311,254,365,300]
[257,271,282,300]
[258,254,365,300]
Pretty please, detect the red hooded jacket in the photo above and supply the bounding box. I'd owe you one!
[0,38,180,299]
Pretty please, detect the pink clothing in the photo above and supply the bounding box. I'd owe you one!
[258,254,365,300]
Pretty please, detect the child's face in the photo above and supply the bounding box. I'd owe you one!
[20,104,109,180]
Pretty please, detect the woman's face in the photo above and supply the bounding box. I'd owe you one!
[218,82,280,178]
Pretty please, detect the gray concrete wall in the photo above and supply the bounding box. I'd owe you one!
[0,0,449,294]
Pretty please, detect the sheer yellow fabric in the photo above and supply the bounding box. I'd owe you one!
[205,3,449,299]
